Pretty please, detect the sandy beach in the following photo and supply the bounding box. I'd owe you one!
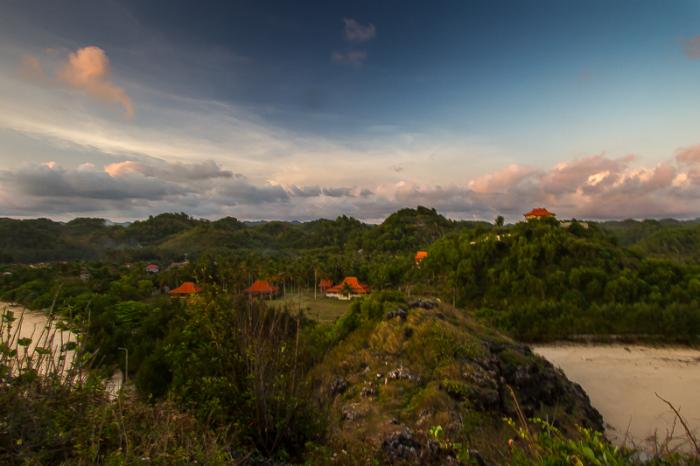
[534,344,700,451]
[0,301,77,376]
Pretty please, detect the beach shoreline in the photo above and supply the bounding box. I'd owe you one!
[534,343,700,451]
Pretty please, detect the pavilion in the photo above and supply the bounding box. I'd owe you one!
[168,281,202,296]
[245,279,279,299]
[325,276,369,300]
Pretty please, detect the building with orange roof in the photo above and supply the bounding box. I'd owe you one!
[415,250,428,264]
[245,279,279,298]
[325,276,369,300]
[524,207,556,221]
[319,278,333,293]
[168,281,202,296]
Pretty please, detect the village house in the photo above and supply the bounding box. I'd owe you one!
[524,207,556,221]
[325,276,369,300]
[145,263,159,274]
[245,279,279,299]
[168,281,202,297]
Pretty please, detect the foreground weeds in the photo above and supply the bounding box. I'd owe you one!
[0,307,233,465]
[504,387,699,466]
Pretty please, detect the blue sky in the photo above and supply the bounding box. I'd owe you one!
[1,0,700,221]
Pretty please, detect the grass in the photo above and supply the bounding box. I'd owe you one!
[275,289,352,323]
[0,306,234,465]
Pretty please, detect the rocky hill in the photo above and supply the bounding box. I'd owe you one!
[309,297,602,464]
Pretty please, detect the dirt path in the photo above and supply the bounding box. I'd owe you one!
[534,344,700,451]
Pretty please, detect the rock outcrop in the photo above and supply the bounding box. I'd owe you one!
[311,299,603,464]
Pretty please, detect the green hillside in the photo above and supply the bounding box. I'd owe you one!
[421,218,700,340]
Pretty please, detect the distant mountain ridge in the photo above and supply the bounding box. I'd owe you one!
[1,208,699,264]
[0,207,488,263]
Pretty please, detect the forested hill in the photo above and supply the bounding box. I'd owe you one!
[419,218,700,340]
[0,207,491,263]
[2,209,700,343]
[2,209,700,265]
[598,218,700,263]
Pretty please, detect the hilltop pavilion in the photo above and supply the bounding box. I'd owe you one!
[524,207,556,221]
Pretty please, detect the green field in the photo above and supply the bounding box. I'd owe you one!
[275,290,352,322]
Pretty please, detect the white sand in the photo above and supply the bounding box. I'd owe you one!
[0,302,77,376]
[534,344,700,451]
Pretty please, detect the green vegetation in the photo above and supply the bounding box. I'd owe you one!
[421,218,700,341]
[306,293,607,463]
[277,290,351,322]
[0,308,234,466]
[1,207,700,463]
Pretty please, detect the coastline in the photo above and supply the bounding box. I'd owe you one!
[534,343,700,451]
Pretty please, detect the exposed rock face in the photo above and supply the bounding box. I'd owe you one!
[381,428,421,462]
[311,300,603,464]
[328,377,348,396]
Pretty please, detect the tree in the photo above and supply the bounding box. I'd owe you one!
[495,215,505,228]
[341,282,353,298]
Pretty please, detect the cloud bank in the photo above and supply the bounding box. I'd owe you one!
[2,149,700,222]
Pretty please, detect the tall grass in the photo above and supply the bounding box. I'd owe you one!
[504,385,700,465]
[0,304,234,465]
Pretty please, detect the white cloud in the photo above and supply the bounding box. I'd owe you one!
[343,18,376,43]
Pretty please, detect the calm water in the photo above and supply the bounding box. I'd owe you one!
[534,344,700,451]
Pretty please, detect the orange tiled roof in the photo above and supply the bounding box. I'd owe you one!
[415,250,428,263]
[169,281,202,295]
[524,207,555,218]
[245,279,278,294]
[319,278,333,289]
[326,276,369,294]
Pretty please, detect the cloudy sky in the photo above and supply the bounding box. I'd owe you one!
[1,0,700,222]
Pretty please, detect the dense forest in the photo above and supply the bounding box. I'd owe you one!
[421,218,700,341]
[2,207,699,343]
[1,207,699,464]
[0,207,489,263]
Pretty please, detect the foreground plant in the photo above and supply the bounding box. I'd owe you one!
[0,307,234,465]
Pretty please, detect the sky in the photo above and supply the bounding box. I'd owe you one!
[1,0,700,222]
